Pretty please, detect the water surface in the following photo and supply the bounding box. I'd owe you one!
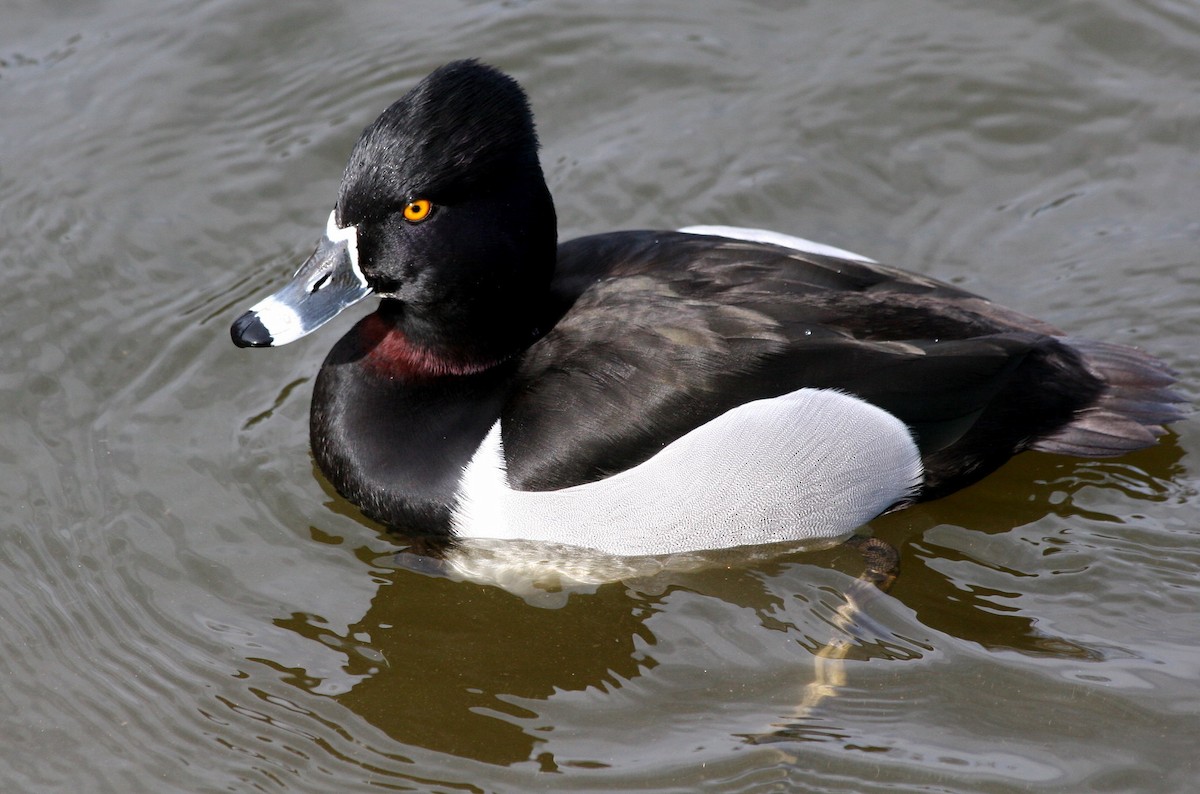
[2,1,1198,791]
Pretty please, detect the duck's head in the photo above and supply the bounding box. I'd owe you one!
[231,60,557,360]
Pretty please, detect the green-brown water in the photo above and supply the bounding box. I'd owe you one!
[2,1,1198,791]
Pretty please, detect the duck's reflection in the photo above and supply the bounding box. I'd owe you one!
[265,438,1184,764]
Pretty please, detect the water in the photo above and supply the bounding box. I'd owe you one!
[2,0,1198,790]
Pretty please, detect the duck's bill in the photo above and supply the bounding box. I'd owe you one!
[231,211,371,348]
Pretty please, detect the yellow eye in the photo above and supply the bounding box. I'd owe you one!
[403,199,433,222]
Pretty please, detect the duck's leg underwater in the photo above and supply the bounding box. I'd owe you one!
[799,535,900,700]
[842,534,900,593]
[748,535,902,744]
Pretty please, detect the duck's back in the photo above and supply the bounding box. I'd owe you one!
[500,231,1181,497]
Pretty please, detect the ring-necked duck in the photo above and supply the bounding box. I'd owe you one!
[231,60,1183,558]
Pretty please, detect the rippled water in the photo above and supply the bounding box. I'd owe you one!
[2,1,1198,791]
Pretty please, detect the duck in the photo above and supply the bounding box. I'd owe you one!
[231,59,1183,559]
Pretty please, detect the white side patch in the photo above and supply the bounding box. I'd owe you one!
[246,294,306,345]
[452,388,922,557]
[679,225,876,263]
[455,421,511,537]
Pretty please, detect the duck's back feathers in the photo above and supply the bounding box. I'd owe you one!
[501,231,1184,498]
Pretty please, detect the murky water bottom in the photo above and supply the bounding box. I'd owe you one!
[2,1,1198,791]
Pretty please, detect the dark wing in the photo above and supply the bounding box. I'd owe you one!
[504,270,795,489]
[501,231,1182,496]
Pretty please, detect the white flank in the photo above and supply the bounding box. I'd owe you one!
[452,388,922,557]
[679,225,876,263]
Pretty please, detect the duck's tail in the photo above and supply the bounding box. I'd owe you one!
[1031,337,1187,457]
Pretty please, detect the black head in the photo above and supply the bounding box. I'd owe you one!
[338,60,543,221]
[335,60,558,362]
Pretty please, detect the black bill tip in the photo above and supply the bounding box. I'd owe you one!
[230,311,273,348]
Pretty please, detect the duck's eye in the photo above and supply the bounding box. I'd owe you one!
[402,199,433,223]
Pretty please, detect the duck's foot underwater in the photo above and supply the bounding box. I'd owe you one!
[842,534,900,593]
[742,535,904,745]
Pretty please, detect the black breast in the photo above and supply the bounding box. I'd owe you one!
[311,320,517,535]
